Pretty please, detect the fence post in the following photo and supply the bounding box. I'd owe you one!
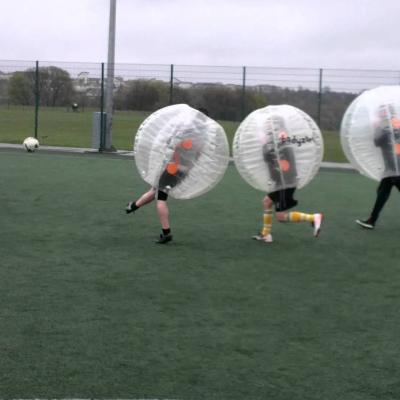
[317,68,323,127]
[34,60,39,139]
[169,64,174,105]
[241,66,246,120]
[100,62,105,151]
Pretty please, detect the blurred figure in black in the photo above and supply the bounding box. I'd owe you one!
[356,104,400,229]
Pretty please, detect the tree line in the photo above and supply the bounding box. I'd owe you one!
[0,66,357,130]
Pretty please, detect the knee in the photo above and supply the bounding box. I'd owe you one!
[276,212,286,222]
[262,196,273,209]
[157,200,169,215]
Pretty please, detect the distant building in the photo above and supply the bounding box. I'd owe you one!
[254,84,281,93]
[74,71,124,97]
[174,79,193,89]
[0,71,12,81]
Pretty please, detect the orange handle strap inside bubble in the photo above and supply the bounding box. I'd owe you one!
[166,138,193,175]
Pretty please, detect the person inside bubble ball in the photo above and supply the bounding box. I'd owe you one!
[125,108,208,244]
[253,115,323,243]
[356,104,400,230]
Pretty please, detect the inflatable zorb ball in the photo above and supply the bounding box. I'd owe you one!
[134,104,230,199]
[340,86,400,181]
[233,105,323,193]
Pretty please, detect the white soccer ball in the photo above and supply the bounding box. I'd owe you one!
[23,137,40,152]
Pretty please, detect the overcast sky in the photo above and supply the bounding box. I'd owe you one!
[0,0,399,71]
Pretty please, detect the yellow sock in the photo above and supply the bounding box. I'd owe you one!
[262,210,273,236]
[286,211,314,222]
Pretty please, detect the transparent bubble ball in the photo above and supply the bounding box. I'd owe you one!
[233,105,323,193]
[134,104,230,199]
[340,86,400,181]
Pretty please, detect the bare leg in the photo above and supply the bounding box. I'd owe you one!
[275,211,289,222]
[126,187,156,214]
[135,187,156,207]
[156,200,170,229]
[253,196,273,242]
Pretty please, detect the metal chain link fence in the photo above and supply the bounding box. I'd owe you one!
[0,60,399,151]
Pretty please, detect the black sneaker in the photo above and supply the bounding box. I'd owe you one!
[156,233,173,244]
[126,201,136,214]
[356,219,374,229]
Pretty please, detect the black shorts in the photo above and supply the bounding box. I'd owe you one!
[157,170,186,201]
[157,190,168,201]
[381,176,400,188]
[158,170,186,191]
[268,188,298,212]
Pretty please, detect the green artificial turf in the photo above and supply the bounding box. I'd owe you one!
[0,106,345,162]
[1,150,400,399]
